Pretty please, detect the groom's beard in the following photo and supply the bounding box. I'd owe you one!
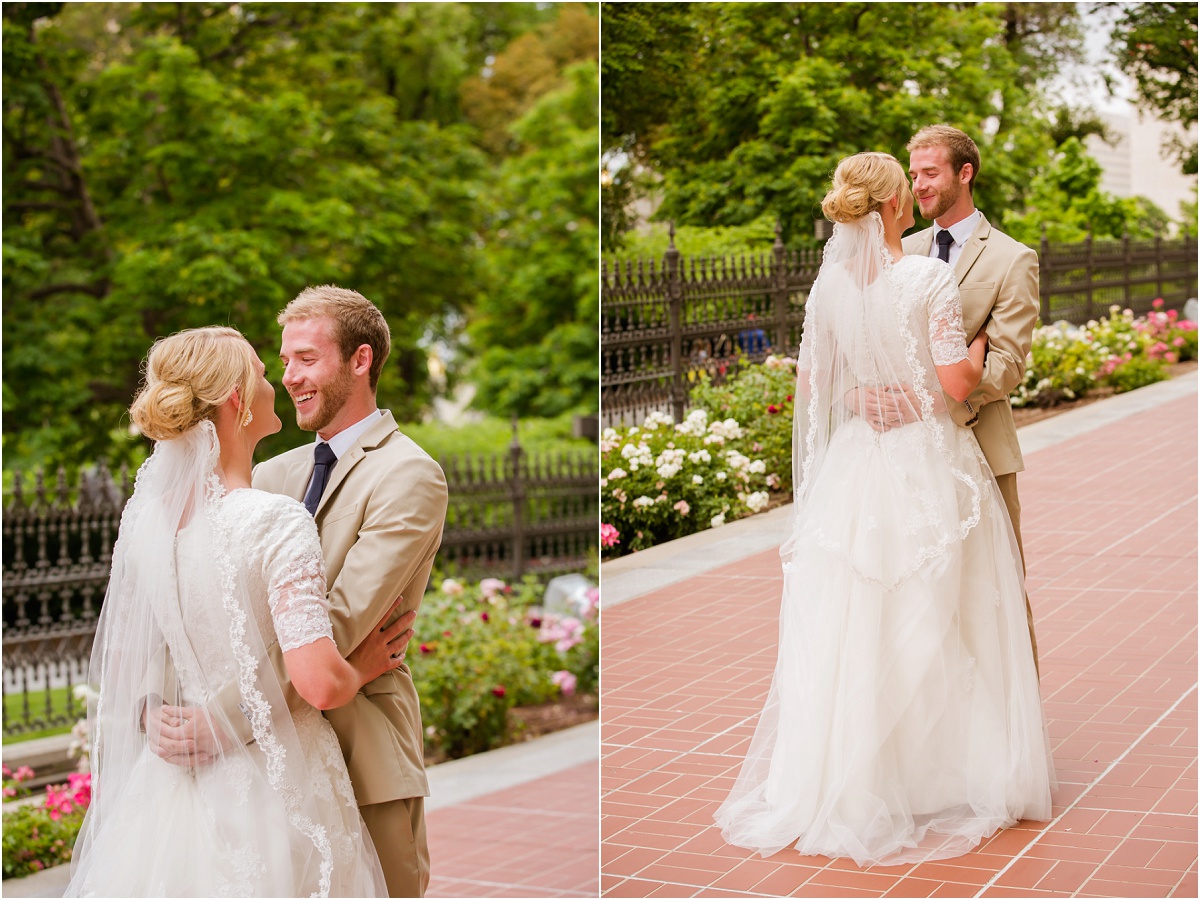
[918,183,962,222]
[295,363,356,432]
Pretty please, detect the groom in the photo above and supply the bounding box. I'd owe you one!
[153,286,448,896]
[868,124,1040,673]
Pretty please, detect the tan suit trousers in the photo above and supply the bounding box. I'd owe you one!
[360,797,430,898]
[994,472,1039,677]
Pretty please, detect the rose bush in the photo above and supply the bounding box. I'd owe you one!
[1012,303,1195,408]
[601,395,782,556]
[411,575,598,760]
[2,767,91,879]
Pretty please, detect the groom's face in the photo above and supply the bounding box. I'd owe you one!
[908,145,968,222]
[279,317,356,433]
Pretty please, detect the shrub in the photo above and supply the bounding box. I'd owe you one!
[2,770,90,880]
[1011,303,1192,408]
[1104,356,1169,393]
[600,408,776,556]
[411,576,597,760]
[687,356,797,496]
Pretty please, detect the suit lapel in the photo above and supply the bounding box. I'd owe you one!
[953,214,990,284]
[909,228,934,258]
[284,452,313,503]
[314,411,400,518]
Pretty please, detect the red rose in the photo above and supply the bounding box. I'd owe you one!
[491,686,506,698]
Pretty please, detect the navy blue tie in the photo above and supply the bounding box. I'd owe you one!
[935,229,954,263]
[302,443,337,516]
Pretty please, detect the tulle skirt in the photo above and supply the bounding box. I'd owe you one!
[715,419,1055,866]
[66,710,386,897]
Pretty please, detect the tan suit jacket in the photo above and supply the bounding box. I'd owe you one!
[903,213,1039,477]
[214,410,448,806]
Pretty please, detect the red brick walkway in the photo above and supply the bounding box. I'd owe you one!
[601,390,1197,898]
[429,760,599,897]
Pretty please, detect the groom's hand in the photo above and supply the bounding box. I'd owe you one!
[147,704,231,766]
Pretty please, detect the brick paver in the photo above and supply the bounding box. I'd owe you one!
[428,760,599,897]
[601,390,1197,898]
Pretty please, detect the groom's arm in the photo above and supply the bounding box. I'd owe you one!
[954,245,1039,424]
[326,455,448,654]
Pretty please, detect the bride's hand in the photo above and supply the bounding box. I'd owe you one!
[347,599,416,687]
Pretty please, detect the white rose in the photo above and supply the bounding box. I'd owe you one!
[693,475,703,485]
[711,513,726,528]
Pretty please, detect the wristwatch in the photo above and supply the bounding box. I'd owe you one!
[963,398,979,426]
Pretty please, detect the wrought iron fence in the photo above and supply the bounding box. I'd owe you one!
[602,225,1198,426]
[1,442,597,738]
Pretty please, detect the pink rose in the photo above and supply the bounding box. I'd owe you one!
[479,578,506,598]
[552,670,577,697]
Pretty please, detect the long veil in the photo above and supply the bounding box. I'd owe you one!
[784,211,985,588]
[69,420,384,897]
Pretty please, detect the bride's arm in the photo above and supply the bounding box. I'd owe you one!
[936,331,988,401]
[283,600,410,710]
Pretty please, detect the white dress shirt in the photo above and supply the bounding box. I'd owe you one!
[928,209,982,269]
[303,408,384,496]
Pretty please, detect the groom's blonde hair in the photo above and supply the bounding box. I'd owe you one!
[907,125,980,194]
[278,285,392,390]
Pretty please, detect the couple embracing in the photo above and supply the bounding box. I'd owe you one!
[715,126,1056,865]
[66,287,446,896]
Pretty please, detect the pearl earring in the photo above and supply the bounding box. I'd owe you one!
[242,408,254,427]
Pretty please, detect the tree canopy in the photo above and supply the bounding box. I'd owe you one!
[3,1,597,471]
[1109,2,1198,174]
[600,2,1121,247]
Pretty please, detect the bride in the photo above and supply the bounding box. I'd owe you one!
[67,326,407,897]
[714,153,1055,866]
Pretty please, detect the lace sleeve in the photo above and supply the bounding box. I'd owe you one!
[261,498,334,652]
[926,263,969,366]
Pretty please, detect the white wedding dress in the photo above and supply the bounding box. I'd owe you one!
[714,213,1055,867]
[67,423,387,897]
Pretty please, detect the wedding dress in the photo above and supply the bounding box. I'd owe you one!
[66,421,387,897]
[714,212,1055,867]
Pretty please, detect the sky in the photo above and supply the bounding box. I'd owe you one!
[1053,2,1136,117]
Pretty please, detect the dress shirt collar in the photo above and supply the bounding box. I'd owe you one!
[930,209,982,254]
[315,408,383,460]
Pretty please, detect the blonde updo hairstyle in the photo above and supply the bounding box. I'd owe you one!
[130,326,259,442]
[821,152,910,224]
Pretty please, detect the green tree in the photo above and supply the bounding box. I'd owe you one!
[469,61,599,418]
[1109,2,1198,174]
[3,2,595,471]
[601,2,1094,245]
[1002,137,1172,243]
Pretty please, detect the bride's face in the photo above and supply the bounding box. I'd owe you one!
[897,183,916,232]
[246,354,283,440]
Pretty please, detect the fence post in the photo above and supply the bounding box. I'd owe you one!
[1155,233,1164,300]
[665,222,685,423]
[1122,228,1132,311]
[1039,223,1051,323]
[772,220,789,354]
[1085,228,1094,322]
[508,418,526,581]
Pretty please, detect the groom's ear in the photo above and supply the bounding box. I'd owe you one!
[351,344,373,378]
[959,163,974,187]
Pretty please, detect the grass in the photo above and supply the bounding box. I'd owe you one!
[3,685,80,745]
[399,411,595,461]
